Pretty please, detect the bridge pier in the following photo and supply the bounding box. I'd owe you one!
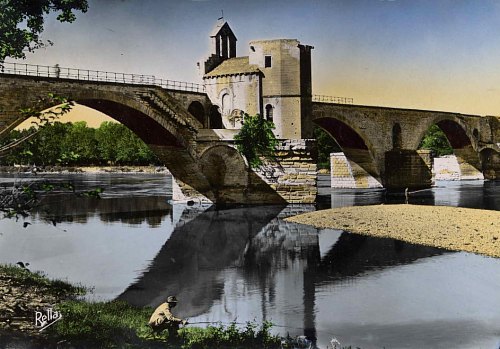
[453,146,484,180]
[383,150,433,190]
[481,149,500,180]
[170,139,318,204]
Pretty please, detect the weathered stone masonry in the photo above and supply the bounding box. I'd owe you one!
[172,137,318,204]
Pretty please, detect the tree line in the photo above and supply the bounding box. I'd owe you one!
[1,120,452,168]
[0,121,159,166]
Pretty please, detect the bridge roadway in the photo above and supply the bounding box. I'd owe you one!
[0,63,498,203]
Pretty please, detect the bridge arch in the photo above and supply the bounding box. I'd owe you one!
[417,116,483,179]
[9,87,229,201]
[415,115,474,151]
[313,116,381,181]
[199,145,249,192]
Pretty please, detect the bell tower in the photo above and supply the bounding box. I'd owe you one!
[204,21,237,74]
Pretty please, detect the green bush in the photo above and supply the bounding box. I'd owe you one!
[234,114,278,168]
[419,124,453,156]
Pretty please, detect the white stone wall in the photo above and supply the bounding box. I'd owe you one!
[433,155,484,181]
[249,39,303,139]
[203,74,260,129]
[330,152,382,189]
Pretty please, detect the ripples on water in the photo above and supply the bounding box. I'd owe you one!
[0,173,498,349]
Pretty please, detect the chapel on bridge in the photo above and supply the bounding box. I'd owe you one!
[201,20,314,139]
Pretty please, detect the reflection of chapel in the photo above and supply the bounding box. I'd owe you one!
[201,21,314,139]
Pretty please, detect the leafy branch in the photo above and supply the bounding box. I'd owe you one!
[0,0,89,63]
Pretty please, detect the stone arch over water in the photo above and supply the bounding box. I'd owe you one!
[417,117,483,179]
[314,116,381,183]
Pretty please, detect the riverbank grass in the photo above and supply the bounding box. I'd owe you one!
[0,264,282,348]
[0,264,84,294]
[51,300,282,348]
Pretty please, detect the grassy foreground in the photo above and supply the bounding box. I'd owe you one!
[0,264,283,348]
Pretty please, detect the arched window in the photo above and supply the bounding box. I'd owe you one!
[221,93,230,115]
[265,104,273,122]
[392,123,402,149]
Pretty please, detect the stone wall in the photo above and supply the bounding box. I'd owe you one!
[203,74,261,129]
[256,139,317,203]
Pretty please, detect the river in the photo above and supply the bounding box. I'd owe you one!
[0,172,499,349]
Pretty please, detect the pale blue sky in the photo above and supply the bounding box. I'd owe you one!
[8,0,500,115]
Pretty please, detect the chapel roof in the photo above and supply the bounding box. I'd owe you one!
[203,57,261,78]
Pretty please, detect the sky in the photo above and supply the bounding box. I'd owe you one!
[8,0,500,119]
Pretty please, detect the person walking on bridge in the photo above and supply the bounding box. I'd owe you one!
[148,295,188,340]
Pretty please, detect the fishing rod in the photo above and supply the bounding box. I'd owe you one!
[185,320,339,338]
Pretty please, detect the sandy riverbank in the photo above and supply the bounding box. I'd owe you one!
[285,204,500,258]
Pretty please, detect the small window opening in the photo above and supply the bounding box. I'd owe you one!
[264,55,272,68]
[265,104,273,122]
[392,123,402,149]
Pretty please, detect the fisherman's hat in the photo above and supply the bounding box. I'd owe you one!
[167,296,178,303]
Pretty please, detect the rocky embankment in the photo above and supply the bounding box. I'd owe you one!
[0,266,82,338]
[286,205,500,258]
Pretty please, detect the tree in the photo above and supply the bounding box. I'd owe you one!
[234,114,278,168]
[0,0,88,63]
[419,124,453,157]
[61,121,97,164]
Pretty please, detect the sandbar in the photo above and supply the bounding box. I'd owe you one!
[285,205,500,258]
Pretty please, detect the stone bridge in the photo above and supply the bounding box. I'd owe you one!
[0,72,318,204]
[1,67,498,202]
[313,103,499,188]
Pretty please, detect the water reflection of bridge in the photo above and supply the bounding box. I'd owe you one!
[117,204,447,341]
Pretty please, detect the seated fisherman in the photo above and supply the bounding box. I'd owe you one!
[148,295,188,338]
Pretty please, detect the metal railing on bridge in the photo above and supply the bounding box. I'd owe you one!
[0,62,205,93]
[312,95,354,104]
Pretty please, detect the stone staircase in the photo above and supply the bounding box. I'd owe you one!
[134,88,202,132]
